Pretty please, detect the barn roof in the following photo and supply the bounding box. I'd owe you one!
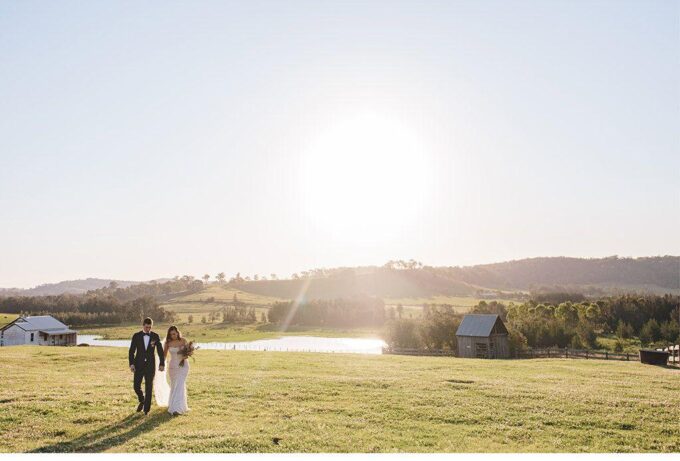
[40,328,77,335]
[456,314,507,337]
[16,316,69,332]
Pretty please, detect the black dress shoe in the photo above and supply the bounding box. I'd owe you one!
[144,411,149,415]
[137,403,144,412]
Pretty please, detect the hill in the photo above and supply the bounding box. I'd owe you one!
[0,278,141,296]
[441,255,680,294]
[2,346,678,452]
[2,256,677,302]
[232,256,679,301]
[232,267,480,301]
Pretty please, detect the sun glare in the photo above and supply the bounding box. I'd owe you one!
[301,112,432,242]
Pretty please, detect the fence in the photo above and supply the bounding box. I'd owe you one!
[384,344,680,366]
[518,345,680,366]
[517,347,633,361]
[657,344,679,366]
[382,347,456,357]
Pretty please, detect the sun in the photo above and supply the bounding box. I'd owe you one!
[300,112,433,243]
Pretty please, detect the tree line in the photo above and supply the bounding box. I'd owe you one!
[0,294,174,326]
[384,294,680,353]
[267,296,386,328]
[87,277,205,302]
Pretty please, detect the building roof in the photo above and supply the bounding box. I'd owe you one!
[3,315,70,332]
[456,314,507,337]
[40,329,77,335]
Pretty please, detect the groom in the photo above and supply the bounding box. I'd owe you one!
[128,317,165,415]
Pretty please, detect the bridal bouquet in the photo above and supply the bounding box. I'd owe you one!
[179,341,199,367]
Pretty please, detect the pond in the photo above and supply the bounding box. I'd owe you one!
[77,335,387,355]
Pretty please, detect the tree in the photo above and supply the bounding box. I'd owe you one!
[660,319,680,342]
[203,274,210,285]
[188,314,194,324]
[384,319,422,348]
[396,304,404,319]
[216,272,226,284]
[507,328,528,355]
[616,320,633,339]
[201,315,207,324]
[640,319,661,345]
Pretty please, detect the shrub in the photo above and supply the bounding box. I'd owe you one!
[614,339,624,352]
[384,319,422,349]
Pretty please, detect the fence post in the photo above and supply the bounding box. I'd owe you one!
[586,350,589,360]
[566,348,569,358]
[605,351,608,360]
[626,353,629,361]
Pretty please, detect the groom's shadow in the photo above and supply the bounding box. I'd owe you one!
[30,411,172,453]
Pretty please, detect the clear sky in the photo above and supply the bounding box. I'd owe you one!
[1,0,678,288]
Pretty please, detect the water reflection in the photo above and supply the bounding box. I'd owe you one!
[77,335,386,355]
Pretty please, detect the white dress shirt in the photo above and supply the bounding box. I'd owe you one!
[143,333,150,350]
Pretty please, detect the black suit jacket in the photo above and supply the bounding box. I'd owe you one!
[128,331,165,370]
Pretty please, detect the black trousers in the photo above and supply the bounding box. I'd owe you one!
[133,366,155,413]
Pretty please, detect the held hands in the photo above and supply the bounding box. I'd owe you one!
[159,365,164,372]
[130,364,135,372]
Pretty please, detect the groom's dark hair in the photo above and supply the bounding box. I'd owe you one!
[143,317,153,326]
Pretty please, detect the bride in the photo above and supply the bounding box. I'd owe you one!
[154,325,190,415]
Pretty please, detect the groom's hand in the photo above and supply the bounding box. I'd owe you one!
[130,365,135,372]
[159,365,164,372]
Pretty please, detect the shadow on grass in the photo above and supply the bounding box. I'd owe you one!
[30,411,172,453]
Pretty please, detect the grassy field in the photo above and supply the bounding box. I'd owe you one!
[1,346,679,453]
[0,313,18,326]
[161,285,285,314]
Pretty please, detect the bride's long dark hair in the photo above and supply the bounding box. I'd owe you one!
[165,325,182,345]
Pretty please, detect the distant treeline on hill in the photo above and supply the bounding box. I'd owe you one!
[440,255,680,293]
[0,295,175,326]
[0,278,205,327]
[385,294,680,353]
[227,256,679,301]
[268,296,386,328]
[86,276,204,302]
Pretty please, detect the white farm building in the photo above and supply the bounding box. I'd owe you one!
[0,315,77,346]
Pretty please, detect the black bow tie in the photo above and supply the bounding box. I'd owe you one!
[143,333,150,336]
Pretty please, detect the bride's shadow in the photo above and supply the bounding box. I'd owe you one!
[30,411,172,453]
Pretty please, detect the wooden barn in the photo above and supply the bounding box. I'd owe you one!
[0,315,77,347]
[456,314,510,359]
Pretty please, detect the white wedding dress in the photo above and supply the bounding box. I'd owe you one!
[154,346,190,414]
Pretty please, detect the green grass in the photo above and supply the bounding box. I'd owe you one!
[163,285,286,312]
[1,346,678,452]
[597,335,643,353]
[79,322,381,342]
[0,313,18,327]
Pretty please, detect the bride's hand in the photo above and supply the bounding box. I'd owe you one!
[159,365,164,372]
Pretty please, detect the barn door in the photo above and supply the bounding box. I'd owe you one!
[475,342,488,358]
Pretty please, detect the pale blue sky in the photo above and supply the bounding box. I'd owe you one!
[1,0,678,288]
